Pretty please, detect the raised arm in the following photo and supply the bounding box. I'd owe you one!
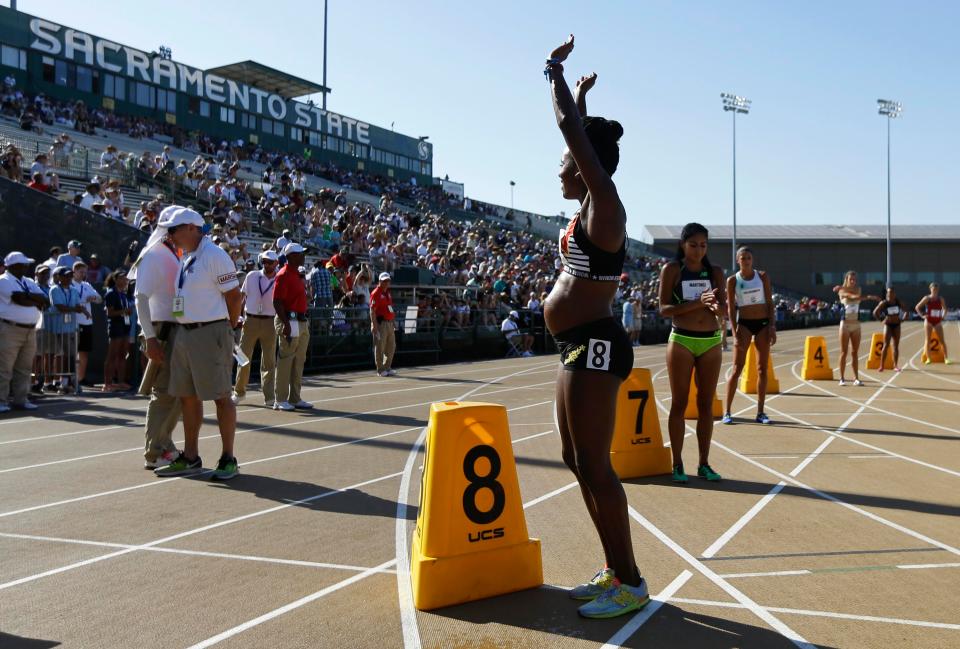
[545,36,618,211]
[573,73,597,117]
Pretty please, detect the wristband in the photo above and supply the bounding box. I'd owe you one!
[543,58,563,80]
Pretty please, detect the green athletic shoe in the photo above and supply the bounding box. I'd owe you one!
[672,463,688,484]
[698,464,722,481]
[578,578,651,619]
[211,454,239,481]
[569,567,616,601]
[154,452,202,477]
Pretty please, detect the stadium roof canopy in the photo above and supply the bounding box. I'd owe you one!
[205,60,330,99]
[642,224,960,243]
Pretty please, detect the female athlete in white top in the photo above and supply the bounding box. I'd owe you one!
[723,246,775,424]
[832,271,881,385]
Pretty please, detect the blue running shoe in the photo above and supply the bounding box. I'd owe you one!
[569,567,615,601]
[578,578,651,619]
[721,412,734,425]
[756,413,772,425]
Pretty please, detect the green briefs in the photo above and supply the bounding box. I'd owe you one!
[669,327,722,358]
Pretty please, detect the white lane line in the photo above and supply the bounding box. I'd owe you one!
[0,471,403,592]
[898,561,960,570]
[717,570,811,579]
[847,454,896,459]
[513,430,555,444]
[1,384,563,474]
[185,558,399,649]
[701,483,786,559]
[0,396,555,519]
[670,597,960,631]
[626,505,815,649]
[788,360,960,438]
[608,339,901,646]
[717,561,960,578]
[0,360,566,447]
[0,365,559,500]
[0,532,395,574]
[598,570,694,649]
[522,481,578,509]
[713,438,960,557]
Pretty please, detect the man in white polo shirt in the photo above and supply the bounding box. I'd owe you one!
[130,205,184,469]
[154,208,243,480]
[232,250,279,405]
[0,252,50,413]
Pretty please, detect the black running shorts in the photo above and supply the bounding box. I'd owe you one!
[552,317,633,381]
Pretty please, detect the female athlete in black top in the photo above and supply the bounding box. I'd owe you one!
[873,286,906,372]
[544,35,649,619]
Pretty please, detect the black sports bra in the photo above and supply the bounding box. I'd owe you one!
[672,263,714,304]
[558,212,625,282]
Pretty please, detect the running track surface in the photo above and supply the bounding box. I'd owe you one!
[1,321,958,649]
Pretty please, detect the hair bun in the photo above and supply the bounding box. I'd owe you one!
[606,120,624,141]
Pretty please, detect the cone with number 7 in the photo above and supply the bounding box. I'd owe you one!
[410,401,542,610]
[610,368,672,478]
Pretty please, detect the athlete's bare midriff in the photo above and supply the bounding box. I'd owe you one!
[544,272,618,334]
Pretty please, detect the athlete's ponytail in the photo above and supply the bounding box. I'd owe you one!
[675,222,711,269]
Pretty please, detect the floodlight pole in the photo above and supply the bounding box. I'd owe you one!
[877,99,901,288]
[322,0,328,111]
[722,93,750,274]
[886,115,891,288]
[731,109,737,274]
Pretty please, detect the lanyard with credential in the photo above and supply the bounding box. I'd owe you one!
[177,256,199,293]
[258,275,276,298]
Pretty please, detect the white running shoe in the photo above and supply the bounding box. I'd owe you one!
[522,351,533,357]
[293,400,314,410]
[853,379,864,386]
[384,369,397,377]
[16,401,38,410]
[230,391,245,405]
[274,401,295,411]
[838,379,847,386]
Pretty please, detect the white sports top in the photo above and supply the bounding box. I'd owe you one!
[734,271,765,306]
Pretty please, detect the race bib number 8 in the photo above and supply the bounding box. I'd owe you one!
[682,280,710,302]
[587,338,611,372]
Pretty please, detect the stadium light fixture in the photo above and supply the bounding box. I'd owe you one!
[720,92,751,273]
[877,98,902,288]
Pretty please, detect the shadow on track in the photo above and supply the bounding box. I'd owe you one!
[429,584,833,648]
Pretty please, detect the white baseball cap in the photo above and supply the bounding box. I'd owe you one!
[259,250,279,262]
[4,251,35,266]
[283,242,305,255]
[158,206,203,228]
[509,310,519,319]
[378,272,391,281]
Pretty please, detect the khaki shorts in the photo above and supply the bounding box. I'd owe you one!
[169,320,234,400]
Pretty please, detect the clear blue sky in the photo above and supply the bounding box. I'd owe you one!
[22,0,960,240]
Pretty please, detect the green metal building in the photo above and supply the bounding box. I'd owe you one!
[0,6,433,183]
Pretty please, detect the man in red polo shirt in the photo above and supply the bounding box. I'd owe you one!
[370,272,397,377]
[272,243,313,411]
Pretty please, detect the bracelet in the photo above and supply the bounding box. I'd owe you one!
[543,58,563,80]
